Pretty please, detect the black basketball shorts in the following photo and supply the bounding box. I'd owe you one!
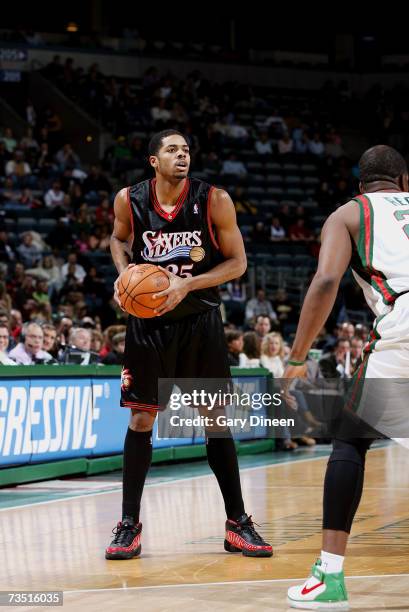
[120,308,231,412]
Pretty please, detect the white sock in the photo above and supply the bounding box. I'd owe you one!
[320,550,344,574]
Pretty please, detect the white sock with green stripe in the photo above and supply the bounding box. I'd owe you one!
[320,550,344,574]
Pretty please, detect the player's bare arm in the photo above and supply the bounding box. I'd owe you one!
[154,188,247,316]
[110,188,133,307]
[284,202,359,378]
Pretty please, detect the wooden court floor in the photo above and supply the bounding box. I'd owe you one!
[1,444,409,611]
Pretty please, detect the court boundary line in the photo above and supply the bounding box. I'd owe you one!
[0,445,389,513]
[63,572,409,595]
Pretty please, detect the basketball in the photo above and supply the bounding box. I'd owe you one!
[117,264,170,318]
[189,246,205,262]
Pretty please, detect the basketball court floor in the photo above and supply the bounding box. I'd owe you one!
[1,442,409,611]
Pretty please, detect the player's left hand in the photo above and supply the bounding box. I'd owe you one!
[281,363,307,410]
[153,266,190,316]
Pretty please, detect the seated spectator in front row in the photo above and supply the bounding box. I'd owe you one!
[8,322,53,365]
[225,330,243,366]
[101,332,126,365]
[42,324,58,357]
[319,338,351,379]
[239,331,261,368]
[59,327,99,364]
[260,332,285,377]
[0,323,16,365]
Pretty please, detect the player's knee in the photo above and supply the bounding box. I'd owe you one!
[129,410,156,432]
[329,438,368,467]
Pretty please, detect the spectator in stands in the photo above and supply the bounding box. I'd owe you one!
[273,288,296,329]
[33,279,50,307]
[16,232,42,268]
[69,327,92,351]
[19,188,41,209]
[254,314,274,339]
[20,127,39,152]
[319,338,351,378]
[55,143,81,172]
[61,253,86,283]
[55,316,73,347]
[239,331,261,368]
[5,150,32,183]
[36,142,55,178]
[99,324,126,359]
[309,133,325,156]
[278,133,294,155]
[220,152,247,177]
[232,186,257,215]
[225,329,244,366]
[254,132,273,155]
[278,203,292,233]
[26,255,63,292]
[8,322,53,365]
[0,230,15,263]
[0,323,15,364]
[289,218,313,241]
[0,310,10,328]
[338,322,355,341]
[270,216,286,241]
[95,197,115,224]
[151,98,171,124]
[101,331,126,365]
[44,180,67,213]
[354,323,369,342]
[42,324,58,357]
[294,130,310,155]
[325,128,344,158]
[59,326,99,364]
[263,109,287,137]
[260,332,286,377]
[226,121,249,143]
[245,289,276,324]
[350,336,364,373]
[251,221,269,243]
[83,165,112,196]
[1,128,17,153]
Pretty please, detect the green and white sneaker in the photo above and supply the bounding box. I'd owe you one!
[287,559,349,610]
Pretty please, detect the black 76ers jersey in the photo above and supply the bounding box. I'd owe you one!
[127,177,222,320]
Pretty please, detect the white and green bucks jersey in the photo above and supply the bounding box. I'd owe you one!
[350,192,409,318]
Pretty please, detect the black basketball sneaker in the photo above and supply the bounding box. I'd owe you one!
[224,514,273,557]
[105,517,142,560]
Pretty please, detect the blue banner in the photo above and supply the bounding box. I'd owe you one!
[0,372,270,467]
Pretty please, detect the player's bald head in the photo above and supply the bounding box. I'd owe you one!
[359,145,407,185]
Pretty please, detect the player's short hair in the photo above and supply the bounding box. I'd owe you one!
[148,130,187,156]
[359,145,407,184]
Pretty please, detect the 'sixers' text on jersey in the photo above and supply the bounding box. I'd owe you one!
[127,177,223,320]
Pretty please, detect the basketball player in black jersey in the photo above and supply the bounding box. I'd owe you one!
[105,129,272,560]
